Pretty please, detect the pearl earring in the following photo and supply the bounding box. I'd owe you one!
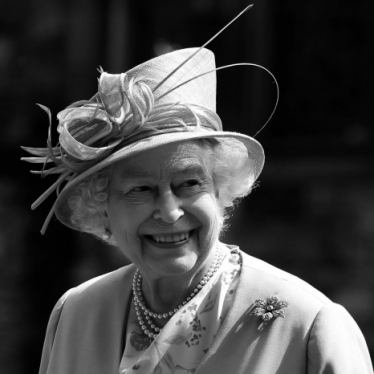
[102,229,111,240]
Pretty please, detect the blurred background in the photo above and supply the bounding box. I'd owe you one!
[1,0,373,371]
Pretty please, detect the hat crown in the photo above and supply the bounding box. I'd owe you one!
[127,48,216,111]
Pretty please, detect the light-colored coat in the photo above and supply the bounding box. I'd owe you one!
[39,251,373,374]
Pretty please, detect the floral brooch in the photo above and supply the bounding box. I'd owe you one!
[251,295,289,325]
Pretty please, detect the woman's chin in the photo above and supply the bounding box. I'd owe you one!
[140,234,200,276]
[151,257,198,277]
[146,247,199,277]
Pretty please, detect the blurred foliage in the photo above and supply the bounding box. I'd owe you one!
[0,0,373,372]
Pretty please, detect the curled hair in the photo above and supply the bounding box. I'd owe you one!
[68,168,115,244]
[68,138,256,244]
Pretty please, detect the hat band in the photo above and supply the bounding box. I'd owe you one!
[58,119,216,175]
[114,122,215,150]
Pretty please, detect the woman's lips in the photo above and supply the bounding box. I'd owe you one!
[145,230,194,245]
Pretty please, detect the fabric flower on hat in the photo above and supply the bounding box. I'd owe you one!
[56,72,155,166]
[22,72,154,175]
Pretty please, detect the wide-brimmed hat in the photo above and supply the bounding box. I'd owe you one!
[22,8,277,234]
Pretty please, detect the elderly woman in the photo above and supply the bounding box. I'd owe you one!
[24,45,372,373]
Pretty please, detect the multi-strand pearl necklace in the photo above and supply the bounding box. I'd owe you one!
[132,249,226,340]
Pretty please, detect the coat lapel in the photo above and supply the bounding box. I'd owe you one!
[50,265,136,374]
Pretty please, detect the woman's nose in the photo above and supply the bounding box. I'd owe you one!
[153,190,184,223]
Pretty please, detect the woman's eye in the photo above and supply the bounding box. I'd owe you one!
[181,179,200,188]
[129,186,150,193]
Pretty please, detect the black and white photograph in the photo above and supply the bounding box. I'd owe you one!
[1,0,373,372]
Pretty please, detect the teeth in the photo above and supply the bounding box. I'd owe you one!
[151,232,190,243]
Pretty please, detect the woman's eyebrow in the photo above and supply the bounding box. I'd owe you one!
[177,165,206,175]
[119,168,158,180]
[168,160,207,176]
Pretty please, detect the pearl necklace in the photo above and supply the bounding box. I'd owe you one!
[132,249,225,340]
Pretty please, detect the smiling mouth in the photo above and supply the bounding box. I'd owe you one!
[146,230,194,244]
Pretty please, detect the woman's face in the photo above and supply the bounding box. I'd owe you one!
[105,141,221,280]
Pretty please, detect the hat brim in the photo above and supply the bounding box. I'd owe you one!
[55,130,264,230]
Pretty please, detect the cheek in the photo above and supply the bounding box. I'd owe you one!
[193,197,221,254]
[108,202,144,246]
[193,194,221,229]
[117,225,138,244]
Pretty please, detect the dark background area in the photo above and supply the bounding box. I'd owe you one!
[1,0,373,372]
